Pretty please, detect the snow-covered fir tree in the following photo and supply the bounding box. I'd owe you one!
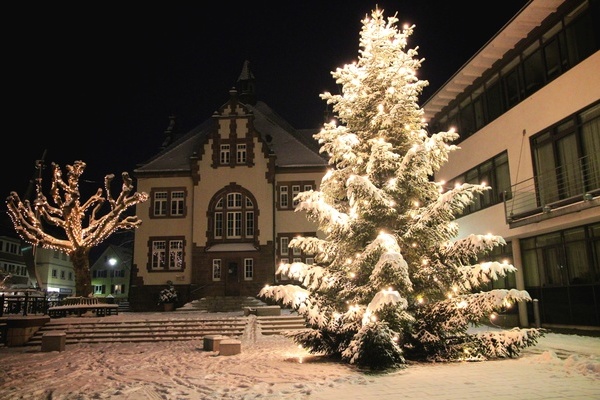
[259,7,543,370]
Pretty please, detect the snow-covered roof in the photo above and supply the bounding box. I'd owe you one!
[134,99,326,176]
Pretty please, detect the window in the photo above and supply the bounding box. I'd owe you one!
[171,191,185,216]
[292,185,301,207]
[228,193,242,208]
[280,237,289,255]
[277,232,316,277]
[522,223,599,287]
[113,284,125,295]
[220,144,230,164]
[531,102,600,207]
[292,243,301,256]
[51,269,57,278]
[279,186,288,208]
[153,191,168,216]
[244,258,254,280]
[60,270,65,279]
[245,211,254,237]
[214,213,223,238]
[149,237,185,271]
[209,187,258,242]
[278,181,316,210]
[236,144,247,164]
[279,258,290,280]
[151,240,166,269]
[169,240,184,270]
[479,242,516,290]
[151,188,187,218]
[94,285,104,294]
[227,212,242,237]
[213,259,222,281]
[446,152,511,216]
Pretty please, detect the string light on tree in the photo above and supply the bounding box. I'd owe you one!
[6,160,148,297]
[259,6,542,370]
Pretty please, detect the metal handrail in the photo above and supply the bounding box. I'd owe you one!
[505,154,600,222]
[0,292,58,317]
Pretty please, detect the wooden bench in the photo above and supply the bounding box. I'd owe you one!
[48,296,119,318]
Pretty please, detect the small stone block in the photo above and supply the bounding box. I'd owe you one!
[219,339,241,356]
[203,334,228,351]
[255,306,281,316]
[42,331,66,352]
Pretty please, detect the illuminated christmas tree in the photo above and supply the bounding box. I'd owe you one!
[259,7,543,370]
[6,160,148,297]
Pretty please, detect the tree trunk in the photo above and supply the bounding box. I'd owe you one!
[71,247,92,297]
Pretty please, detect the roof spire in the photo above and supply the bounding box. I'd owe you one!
[237,60,256,105]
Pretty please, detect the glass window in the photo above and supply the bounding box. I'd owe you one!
[210,188,258,241]
[169,240,184,270]
[220,144,230,164]
[236,144,247,164]
[292,185,301,207]
[279,258,290,280]
[154,191,168,216]
[280,237,289,255]
[214,212,223,238]
[171,191,185,216]
[245,211,254,237]
[151,240,166,270]
[280,186,289,208]
[212,259,222,281]
[522,42,544,96]
[244,258,253,280]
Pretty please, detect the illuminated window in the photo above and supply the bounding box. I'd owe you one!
[212,259,222,281]
[149,237,185,271]
[209,187,258,241]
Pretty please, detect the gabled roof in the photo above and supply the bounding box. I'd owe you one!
[134,97,327,176]
[90,244,132,271]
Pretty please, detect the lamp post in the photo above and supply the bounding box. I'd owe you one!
[108,257,117,303]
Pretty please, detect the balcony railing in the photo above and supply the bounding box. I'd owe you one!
[505,154,600,223]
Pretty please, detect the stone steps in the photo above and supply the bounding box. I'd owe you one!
[256,315,307,335]
[25,316,247,346]
[24,313,308,345]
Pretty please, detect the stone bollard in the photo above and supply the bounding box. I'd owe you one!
[41,331,66,352]
[203,334,228,352]
[219,339,241,356]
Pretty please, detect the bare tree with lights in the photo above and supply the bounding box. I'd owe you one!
[259,8,543,370]
[6,160,149,297]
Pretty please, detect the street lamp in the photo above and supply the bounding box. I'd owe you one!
[108,257,117,299]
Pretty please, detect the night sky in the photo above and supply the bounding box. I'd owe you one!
[3,1,528,205]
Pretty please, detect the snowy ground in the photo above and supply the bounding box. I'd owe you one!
[0,313,598,399]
